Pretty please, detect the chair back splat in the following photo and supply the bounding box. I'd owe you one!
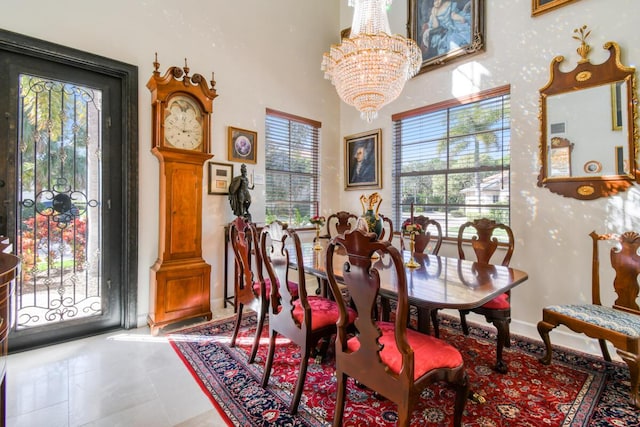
[326,229,468,427]
[538,230,640,409]
[326,211,358,238]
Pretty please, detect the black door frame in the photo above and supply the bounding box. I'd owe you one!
[0,28,138,337]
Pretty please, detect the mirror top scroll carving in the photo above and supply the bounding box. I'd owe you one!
[537,25,639,200]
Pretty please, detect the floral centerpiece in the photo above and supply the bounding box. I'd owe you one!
[310,215,325,250]
[401,219,424,235]
[310,215,326,226]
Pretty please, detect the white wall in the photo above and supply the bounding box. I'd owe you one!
[2,0,639,355]
[337,0,640,354]
[0,0,341,327]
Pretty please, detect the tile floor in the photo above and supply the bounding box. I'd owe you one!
[6,307,236,427]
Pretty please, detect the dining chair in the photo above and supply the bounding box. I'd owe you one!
[326,229,468,427]
[441,217,515,373]
[399,215,444,332]
[228,216,268,363]
[400,215,443,255]
[259,220,356,414]
[538,231,640,409]
[325,210,358,238]
[228,217,298,363]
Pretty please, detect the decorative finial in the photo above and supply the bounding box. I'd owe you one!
[572,25,591,64]
[210,72,216,90]
[153,52,160,74]
[183,58,190,77]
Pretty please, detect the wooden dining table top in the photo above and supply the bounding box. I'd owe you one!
[295,239,529,311]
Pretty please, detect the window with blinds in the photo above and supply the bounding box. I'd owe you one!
[392,86,511,240]
[265,108,321,226]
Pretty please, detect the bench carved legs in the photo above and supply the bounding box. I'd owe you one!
[617,349,640,409]
[537,318,640,410]
[536,319,556,365]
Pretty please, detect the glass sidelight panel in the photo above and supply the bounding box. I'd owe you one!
[15,74,102,329]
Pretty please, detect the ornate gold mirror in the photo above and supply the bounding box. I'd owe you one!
[537,26,639,199]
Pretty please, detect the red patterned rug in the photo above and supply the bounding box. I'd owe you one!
[168,314,639,426]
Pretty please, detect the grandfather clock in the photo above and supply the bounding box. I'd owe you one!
[147,56,217,334]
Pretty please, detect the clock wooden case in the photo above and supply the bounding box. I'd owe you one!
[147,57,217,334]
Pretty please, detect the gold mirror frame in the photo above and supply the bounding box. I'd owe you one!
[537,26,639,200]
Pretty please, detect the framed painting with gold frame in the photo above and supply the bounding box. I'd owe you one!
[228,126,257,164]
[408,0,485,75]
[345,129,381,190]
[532,0,581,16]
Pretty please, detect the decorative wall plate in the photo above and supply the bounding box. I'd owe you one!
[583,160,602,174]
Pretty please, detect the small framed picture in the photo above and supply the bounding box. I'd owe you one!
[208,162,234,195]
[532,0,581,16]
[228,126,257,164]
[345,129,382,190]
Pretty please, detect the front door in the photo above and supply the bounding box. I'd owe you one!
[0,30,138,351]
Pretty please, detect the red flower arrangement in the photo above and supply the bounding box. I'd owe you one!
[401,219,424,235]
[310,215,326,226]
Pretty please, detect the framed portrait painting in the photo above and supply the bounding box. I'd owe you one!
[532,0,581,16]
[408,0,485,75]
[344,129,382,190]
[207,162,233,195]
[228,126,257,164]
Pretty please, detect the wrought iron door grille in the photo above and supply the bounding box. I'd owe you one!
[14,74,102,329]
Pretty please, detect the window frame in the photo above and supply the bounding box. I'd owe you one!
[391,85,511,240]
[264,108,321,227]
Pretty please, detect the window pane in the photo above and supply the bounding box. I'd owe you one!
[393,90,510,240]
[265,111,320,226]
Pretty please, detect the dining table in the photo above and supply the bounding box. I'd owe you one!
[292,238,529,374]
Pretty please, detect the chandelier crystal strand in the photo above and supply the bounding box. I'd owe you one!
[322,0,421,122]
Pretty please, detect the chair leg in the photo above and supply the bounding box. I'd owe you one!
[453,372,469,427]
[289,345,311,414]
[598,339,612,362]
[431,309,440,338]
[396,393,416,427]
[459,310,470,335]
[248,305,267,363]
[332,372,347,427]
[230,304,244,347]
[616,349,640,409]
[261,330,277,388]
[536,320,557,365]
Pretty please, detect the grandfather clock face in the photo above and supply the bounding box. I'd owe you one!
[163,95,204,151]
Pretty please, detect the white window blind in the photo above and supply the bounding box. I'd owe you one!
[265,108,320,226]
[392,86,511,240]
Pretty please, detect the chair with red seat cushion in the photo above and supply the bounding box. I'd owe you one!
[326,228,468,427]
[228,217,298,363]
[449,218,515,373]
[260,220,356,415]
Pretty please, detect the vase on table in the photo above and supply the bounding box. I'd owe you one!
[359,192,383,239]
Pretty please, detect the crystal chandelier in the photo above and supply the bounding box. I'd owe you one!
[321,0,421,122]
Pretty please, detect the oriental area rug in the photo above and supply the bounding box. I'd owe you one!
[168,314,639,426]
